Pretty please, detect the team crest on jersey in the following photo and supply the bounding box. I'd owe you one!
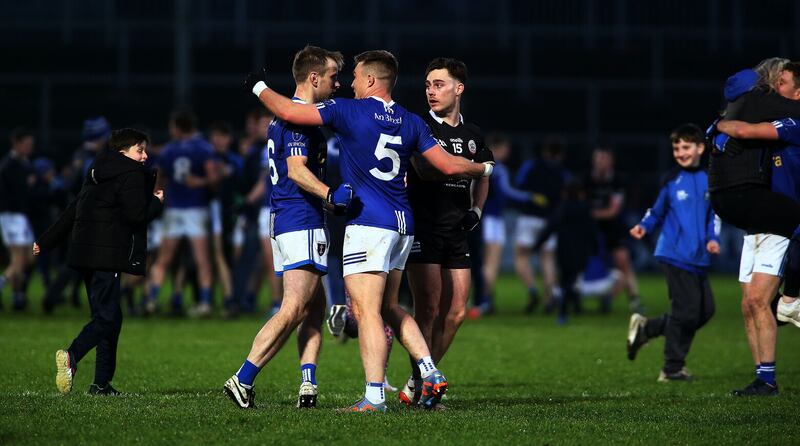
[292,132,302,141]
[468,140,477,154]
[317,241,327,256]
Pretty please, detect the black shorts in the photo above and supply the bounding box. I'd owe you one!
[407,230,470,269]
[598,219,628,251]
[711,185,800,238]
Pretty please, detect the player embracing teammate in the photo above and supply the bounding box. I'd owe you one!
[402,58,493,408]
[242,49,493,412]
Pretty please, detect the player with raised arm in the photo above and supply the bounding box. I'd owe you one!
[401,58,493,408]
[223,46,349,409]
[244,50,493,412]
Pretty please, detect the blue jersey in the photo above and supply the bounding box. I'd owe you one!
[639,168,719,272]
[484,163,532,217]
[267,100,327,236]
[158,135,213,208]
[772,118,800,203]
[316,97,437,234]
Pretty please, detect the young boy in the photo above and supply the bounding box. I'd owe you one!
[34,128,164,395]
[627,123,720,381]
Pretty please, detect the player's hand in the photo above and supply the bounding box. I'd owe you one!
[531,193,549,208]
[326,183,353,216]
[32,243,40,256]
[154,189,165,203]
[629,224,646,239]
[706,240,720,255]
[244,68,268,96]
[458,207,482,232]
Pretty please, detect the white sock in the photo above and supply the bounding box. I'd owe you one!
[417,356,437,378]
[365,382,385,404]
[407,376,416,389]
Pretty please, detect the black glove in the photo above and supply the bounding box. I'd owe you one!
[458,208,481,232]
[244,68,268,94]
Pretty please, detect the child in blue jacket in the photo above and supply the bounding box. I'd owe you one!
[627,123,720,382]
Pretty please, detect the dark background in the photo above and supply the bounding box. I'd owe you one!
[1,0,798,208]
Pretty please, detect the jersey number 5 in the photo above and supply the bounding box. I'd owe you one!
[369,133,401,181]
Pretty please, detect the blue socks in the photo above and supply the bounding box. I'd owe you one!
[199,288,212,305]
[148,285,160,303]
[236,360,261,388]
[757,362,776,386]
[301,363,317,385]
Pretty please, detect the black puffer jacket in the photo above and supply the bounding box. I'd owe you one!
[37,151,163,276]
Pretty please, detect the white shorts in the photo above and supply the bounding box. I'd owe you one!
[0,212,34,247]
[271,228,328,277]
[514,215,556,250]
[482,215,506,245]
[739,233,789,283]
[342,225,413,276]
[232,215,246,247]
[259,206,273,239]
[209,199,223,236]
[147,218,163,252]
[163,207,209,239]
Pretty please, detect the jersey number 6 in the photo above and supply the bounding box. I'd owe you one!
[369,133,401,181]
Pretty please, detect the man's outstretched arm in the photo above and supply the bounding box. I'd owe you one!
[717,120,778,140]
[245,69,323,126]
[420,144,493,178]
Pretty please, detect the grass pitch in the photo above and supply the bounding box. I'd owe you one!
[1,274,798,445]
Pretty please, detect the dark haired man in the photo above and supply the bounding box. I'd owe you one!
[147,110,218,316]
[35,128,164,395]
[401,57,493,408]
[244,49,494,411]
[0,128,36,310]
[224,46,348,409]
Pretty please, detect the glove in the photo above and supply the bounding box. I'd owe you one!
[712,133,730,153]
[326,183,353,216]
[244,68,269,96]
[458,207,482,232]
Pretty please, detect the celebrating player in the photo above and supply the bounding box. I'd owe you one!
[401,57,493,408]
[224,46,347,409]
[244,50,494,411]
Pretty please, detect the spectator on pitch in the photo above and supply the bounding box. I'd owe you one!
[586,147,643,313]
[627,123,720,382]
[512,137,569,313]
[532,180,599,325]
[35,128,164,395]
[147,110,218,317]
[0,128,37,311]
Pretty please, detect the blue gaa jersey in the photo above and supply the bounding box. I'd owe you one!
[267,98,327,236]
[485,162,533,217]
[159,135,213,208]
[772,118,800,203]
[316,97,437,235]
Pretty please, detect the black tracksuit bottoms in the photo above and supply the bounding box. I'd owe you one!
[67,269,123,386]
[644,264,715,373]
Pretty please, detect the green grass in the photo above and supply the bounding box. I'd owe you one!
[1,273,798,445]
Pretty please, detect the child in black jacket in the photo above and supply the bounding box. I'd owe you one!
[35,128,164,395]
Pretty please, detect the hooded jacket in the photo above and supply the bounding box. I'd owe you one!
[640,167,720,273]
[709,70,800,192]
[37,151,163,275]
